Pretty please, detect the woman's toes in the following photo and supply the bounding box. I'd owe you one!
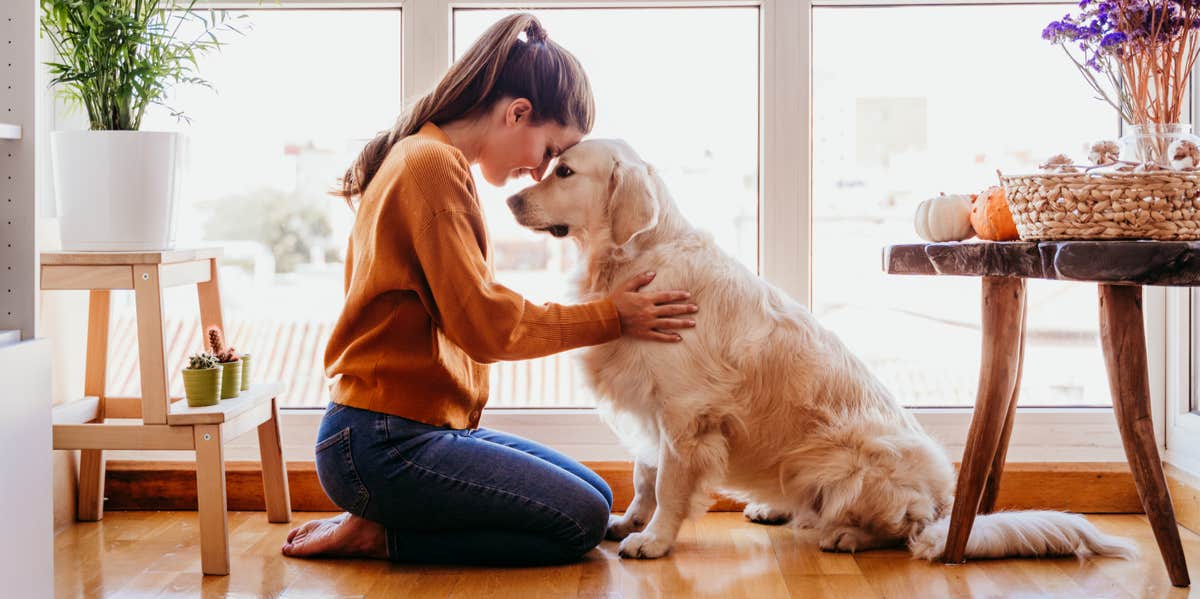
[282,519,333,556]
[285,518,320,545]
[286,523,306,544]
[280,513,386,559]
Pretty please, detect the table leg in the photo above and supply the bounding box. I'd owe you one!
[197,257,225,350]
[133,265,169,425]
[942,276,1026,563]
[257,396,292,524]
[979,296,1027,514]
[1099,284,1189,587]
[195,424,230,576]
[78,290,111,521]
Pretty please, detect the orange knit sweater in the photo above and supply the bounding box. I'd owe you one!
[324,123,621,429]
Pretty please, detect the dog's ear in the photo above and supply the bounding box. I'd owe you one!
[608,159,660,247]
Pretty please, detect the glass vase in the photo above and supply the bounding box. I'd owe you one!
[1118,123,1200,168]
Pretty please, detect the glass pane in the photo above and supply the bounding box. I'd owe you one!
[110,10,402,408]
[813,5,1116,407]
[1193,289,1200,413]
[454,8,759,408]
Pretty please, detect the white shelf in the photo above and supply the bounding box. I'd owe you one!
[0,123,21,140]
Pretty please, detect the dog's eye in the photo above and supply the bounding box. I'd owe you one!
[555,164,574,178]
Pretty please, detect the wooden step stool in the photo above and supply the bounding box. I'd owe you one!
[43,249,292,576]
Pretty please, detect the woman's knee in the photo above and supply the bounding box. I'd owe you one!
[594,476,614,510]
[559,488,611,558]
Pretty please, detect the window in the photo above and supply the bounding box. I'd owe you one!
[812,4,1117,408]
[1168,286,1198,468]
[50,1,1147,463]
[454,7,759,408]
[110,9,402,408]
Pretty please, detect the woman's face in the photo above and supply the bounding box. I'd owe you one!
[477,98,584,187]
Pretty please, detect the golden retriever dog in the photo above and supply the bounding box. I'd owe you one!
[506,139,1136,561]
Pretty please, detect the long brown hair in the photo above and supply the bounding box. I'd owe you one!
[338,13,595,206]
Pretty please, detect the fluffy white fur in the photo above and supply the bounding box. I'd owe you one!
[508,139,1137,562]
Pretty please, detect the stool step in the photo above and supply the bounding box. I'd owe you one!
[51,396,101,425]
[41,248,222,266]
[168,383,285,425]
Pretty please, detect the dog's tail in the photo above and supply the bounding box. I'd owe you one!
[907,511,1137,561]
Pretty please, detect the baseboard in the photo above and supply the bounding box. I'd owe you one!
[99,460,1142,514]
[1167,464,1200,534]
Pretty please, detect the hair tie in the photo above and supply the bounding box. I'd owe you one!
[524,23,548,43]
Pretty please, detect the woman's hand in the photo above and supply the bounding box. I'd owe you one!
[610,271,698,342]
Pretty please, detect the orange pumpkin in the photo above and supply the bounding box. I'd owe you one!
[970,186,1019,241]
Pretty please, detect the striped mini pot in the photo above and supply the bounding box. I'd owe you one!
[219,360,242,399]
[239,354,252,391]
[182,367,221,407]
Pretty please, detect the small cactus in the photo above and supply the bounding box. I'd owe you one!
[207,326,240,363]
[187,352,218,370]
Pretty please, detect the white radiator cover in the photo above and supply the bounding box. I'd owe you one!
[0,339,52,598]
[1,0,51,596]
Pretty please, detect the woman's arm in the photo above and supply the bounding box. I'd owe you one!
[414,208,621,363]
[393,142,696,362]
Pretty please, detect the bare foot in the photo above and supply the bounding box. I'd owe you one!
[281,512,388,559]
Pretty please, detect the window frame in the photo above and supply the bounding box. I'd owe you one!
[159,0,1153,464]
[390,0,815,458]
[1162,77,1200,473]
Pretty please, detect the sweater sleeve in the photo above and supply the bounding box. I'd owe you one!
[398,146,621,363]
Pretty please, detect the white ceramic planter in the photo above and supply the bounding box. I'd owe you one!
[51,130,181,251]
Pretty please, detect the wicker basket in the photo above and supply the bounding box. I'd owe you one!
[1000,170,1200,241]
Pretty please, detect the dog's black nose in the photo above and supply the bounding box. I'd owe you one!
[507,194,525,212]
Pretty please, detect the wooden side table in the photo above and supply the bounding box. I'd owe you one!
[43,249,292,576]
[885,240,1192,587]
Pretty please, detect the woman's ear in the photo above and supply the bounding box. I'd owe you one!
[608,159,660,247]
[506,98,534,125]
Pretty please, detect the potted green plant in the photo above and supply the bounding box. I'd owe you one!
[182,352,220,407]
[207,326,241,399]
[39,0,241,250]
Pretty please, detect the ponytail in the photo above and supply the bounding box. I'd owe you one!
[337,13,594,207]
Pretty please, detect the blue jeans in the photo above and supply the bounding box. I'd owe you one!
[314,402,613,565]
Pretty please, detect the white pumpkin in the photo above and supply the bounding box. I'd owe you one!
[914,194,974,242]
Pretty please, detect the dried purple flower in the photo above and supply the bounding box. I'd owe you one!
[1100,31,1126,48]
[1044,0,1200,124]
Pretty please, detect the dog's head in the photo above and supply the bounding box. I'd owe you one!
[507,139,660,252]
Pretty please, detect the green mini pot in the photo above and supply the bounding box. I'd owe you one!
[219,360,242,399]
[239,354,252,391]
[183,367,221,407]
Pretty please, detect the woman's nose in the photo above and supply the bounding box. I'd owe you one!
[530,156,552,181]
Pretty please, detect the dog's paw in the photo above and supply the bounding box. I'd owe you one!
[618,531,672,559]
[818,527,876,553]
[791,511,820,529]
[606,513,646,541]
[743,503,791,526]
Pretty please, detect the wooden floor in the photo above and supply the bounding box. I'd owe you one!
[55,511,1200,598]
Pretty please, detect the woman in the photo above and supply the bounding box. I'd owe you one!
[281,14,698,565]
